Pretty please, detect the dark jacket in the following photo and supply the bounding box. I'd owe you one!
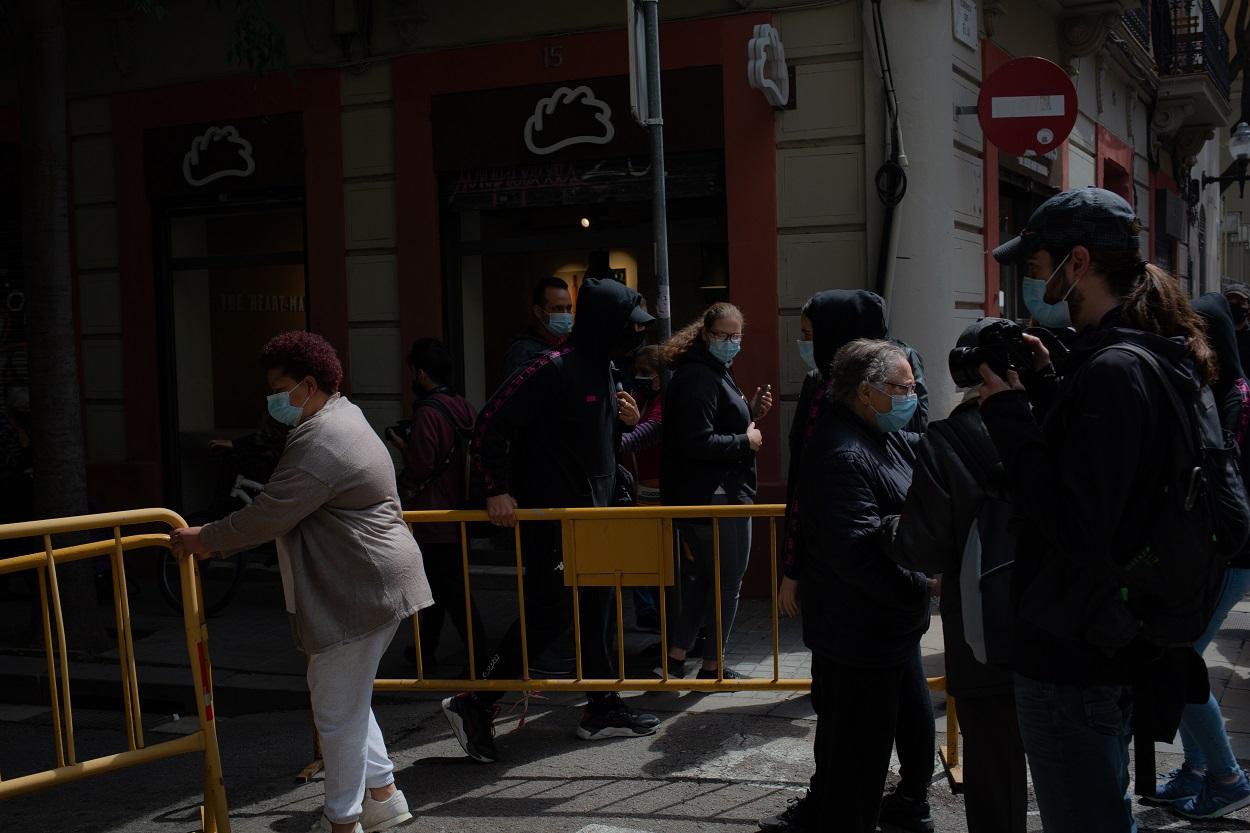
[798,401,929,667]
[783,290,928,580]
[473,279,644,509]
[501,326,564,382]
[1195,293,1250,568]
[979,308,1193,685]
[661,344,757,506]
[883,398,1013,698]
[403,389,477,544]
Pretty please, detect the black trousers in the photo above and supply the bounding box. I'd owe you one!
[811,655,907,833]
[895,644,936,799]
[478,522,614,706]
[418,541,489,669]
[958,691,1028,833]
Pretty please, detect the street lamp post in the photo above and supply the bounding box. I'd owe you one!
[1201,121,1250,198]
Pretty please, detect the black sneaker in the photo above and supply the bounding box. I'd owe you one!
[759,792,810,831]
[696,667,744,680]
[576,694,661,740]
[441,693,498,763]
[879,787,933,833]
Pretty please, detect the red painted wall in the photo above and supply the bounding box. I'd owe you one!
[391,15,782,490]
[107,71,345,507]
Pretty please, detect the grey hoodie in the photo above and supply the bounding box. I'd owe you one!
[200,394,433,654]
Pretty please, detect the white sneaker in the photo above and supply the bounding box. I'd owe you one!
[359,789,413,832]
[316,816,363,833]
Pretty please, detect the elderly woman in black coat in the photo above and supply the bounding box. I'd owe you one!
[798,338,934,833]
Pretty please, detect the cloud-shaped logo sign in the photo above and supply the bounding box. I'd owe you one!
[747,23,789,108]
[182,125,256,187]
[523,86,615,156]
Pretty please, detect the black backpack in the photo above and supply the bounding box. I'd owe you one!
[397,396,477,509]
[1102,343,1250,647]
[929,413,1015,667]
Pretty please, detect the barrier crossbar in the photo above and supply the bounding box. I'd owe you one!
[385,506,960,783]
[0,510,231,833]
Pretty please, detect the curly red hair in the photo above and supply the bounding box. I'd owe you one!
[260,331,344,394]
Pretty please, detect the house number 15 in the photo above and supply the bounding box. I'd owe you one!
[543,46,564,68]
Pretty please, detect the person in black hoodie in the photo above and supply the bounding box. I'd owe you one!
[657,302,772,680]
[762,290,934,833]
[981,187,1220,833]
[881,318,1028,833]
[441,278,660,763]
[797,338,933,833]
[1145,293,1250,819]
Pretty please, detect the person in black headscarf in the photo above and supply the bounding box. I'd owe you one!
[1145,293,1250,819]
[1223,283,1250,382]
[761,290,932,833]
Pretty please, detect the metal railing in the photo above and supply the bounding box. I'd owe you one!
[0,510,230,833]
[385,506,961,781]
[1132,0,1232,98]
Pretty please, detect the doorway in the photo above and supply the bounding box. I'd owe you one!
[156,200,308,512]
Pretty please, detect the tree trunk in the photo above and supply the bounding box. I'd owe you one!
[16,0,107,653]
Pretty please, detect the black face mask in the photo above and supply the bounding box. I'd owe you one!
[611,328,648,359]
[1232,305,1250,328]
[411,379,423,396]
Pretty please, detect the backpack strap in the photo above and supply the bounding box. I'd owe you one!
[409,395,470,494]
[1234,377,1250,451]
[1097,343,1197,461]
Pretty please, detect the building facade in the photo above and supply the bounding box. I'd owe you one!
[0,0,1237,516]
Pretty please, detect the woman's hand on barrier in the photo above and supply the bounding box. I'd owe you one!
[778,577,800,617]
[487,493,519,528]
[170,526,213,561]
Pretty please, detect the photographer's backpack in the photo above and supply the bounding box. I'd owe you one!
[929,411,1015,666]
[1100,343,1250,647]
[399,396,479,509]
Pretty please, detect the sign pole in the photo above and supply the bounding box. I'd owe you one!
[639,0,671,342]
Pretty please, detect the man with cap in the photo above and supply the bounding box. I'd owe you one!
[442,278,660,763]
[979,187,1221,832]
[1223,282,1250,377]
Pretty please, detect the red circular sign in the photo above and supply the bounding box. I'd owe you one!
[977,57,1077,157]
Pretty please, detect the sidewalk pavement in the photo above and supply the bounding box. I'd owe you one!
[4,562,1250,831]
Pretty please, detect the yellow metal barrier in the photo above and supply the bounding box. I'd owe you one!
[387,506,960,783]
[0,510,230,833]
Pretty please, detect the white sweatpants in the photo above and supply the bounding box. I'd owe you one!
[307,621,400,824]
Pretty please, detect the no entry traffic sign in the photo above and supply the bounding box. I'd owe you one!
[977,57,1077,157]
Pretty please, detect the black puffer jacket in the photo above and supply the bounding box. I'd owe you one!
[883,397,1013,697]
[783,290,928,580]
[661,344,757,506]
[799,401,929,667]
[1195,293,1250,568]
[473,278,645,509]
[980,308,1193,685]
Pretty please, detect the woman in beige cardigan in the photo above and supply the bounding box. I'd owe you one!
[172,331,432,833]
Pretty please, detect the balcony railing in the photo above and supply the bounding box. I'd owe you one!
[1121,0,1231,100]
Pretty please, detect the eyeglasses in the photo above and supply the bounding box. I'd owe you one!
[873,380,917,395]
[708,331,744,344]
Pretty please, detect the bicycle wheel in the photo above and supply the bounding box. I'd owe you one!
[158,549,246,617]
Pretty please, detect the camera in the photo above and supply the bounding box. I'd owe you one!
[385,420,413,446]
[948,319,1035,389]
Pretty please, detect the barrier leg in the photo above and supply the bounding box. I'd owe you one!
[36,565,66,768]
[181,554,231,833]
[941,694,963,789]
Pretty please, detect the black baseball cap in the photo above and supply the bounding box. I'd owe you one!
[629,303,656,326]
[992,187,1142,265]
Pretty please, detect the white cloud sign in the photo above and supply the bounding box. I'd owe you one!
[523,86,616,156]
[182,125,256,187]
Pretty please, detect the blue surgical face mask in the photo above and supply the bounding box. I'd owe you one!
[797,339,816,371]
[1022,251,1076,329]
[708,339,741,365]
[545,312,574,337]
[267,380,308,427]
[871,387,918,433]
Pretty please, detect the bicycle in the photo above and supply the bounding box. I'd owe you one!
[158,469,269,617]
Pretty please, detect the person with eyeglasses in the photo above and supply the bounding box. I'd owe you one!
[796,338,934,832]
[655,302,773,680]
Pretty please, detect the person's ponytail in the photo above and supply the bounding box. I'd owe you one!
[1096,250,1217,383]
